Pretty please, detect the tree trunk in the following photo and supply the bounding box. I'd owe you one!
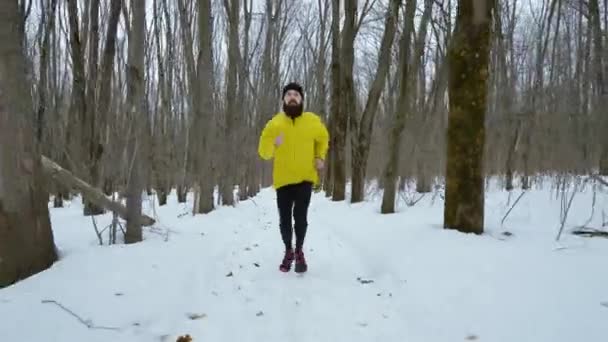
[125,0,146,243]
[194,0,215,214]
[83,0,104,216]
[66,0,87,175]
[98,0,121,193]
[589,0,608,174]
[177,185,188,203]
[0,0,58,288]
[443,0,495,234]
[329,0,346,201]
[220,0,240,206]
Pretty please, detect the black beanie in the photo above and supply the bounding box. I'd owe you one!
[282,82,304,100]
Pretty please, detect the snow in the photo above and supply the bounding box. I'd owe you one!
[1,178,608,342]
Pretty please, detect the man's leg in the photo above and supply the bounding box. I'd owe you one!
[276,185,295,250]
[293,181,313,249]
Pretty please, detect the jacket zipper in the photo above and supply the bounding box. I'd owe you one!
[291,116,296,167]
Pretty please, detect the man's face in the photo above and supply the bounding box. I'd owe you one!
[283,90,302,106]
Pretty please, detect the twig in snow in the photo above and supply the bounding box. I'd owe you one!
[398,191,426,207]
[431,184,443,205]
[578,184,597,229]
[555,180,579,241]
[501,190,526,226]
[91,215,104,245]
[41,299,120,331]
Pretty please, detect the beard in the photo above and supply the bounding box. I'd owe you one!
[283,101,303,118]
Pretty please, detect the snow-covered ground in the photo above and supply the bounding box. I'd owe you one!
[1,178,607,342]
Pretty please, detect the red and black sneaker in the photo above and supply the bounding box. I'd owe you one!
[294,248,307,273]
[279,249,294,272]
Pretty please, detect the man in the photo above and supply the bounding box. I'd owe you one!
[258,82,329,273]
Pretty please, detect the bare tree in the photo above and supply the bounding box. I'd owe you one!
[380,0,417,213]
[331,0,358,202]
[193,0,215,214]
[326,0,341,197]
[350,0,400,203]
[220,0,241,206]
[589,0,608,174]
[97,0,121,195]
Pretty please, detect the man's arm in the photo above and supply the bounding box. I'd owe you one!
[258,118,277,160]
[314,115,329,160]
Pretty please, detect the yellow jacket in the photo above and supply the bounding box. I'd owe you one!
[258,111,330,189]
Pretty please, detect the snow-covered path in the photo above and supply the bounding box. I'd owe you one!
[1,184,607,342]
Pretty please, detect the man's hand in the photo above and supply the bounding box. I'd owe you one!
[315,158,324,171]
[275,133,284,147]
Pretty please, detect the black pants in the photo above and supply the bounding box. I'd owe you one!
[276,181,313,250]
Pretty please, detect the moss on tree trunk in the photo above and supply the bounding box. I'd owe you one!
[443,0,494,234]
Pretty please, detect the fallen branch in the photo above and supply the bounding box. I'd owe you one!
[589,174,608,187]
[41,299,120,331]
[41,155,155,226]
[501,190,526,226]
[571,228,608,238]
[398,191,426,207]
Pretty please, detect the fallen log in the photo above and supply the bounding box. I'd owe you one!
[40,155,155,226]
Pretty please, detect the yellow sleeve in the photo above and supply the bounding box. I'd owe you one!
[314,115,329,160]
[258,118,277,160]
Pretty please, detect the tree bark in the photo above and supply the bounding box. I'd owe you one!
[443,0,495,234]
[0,0,58,288]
